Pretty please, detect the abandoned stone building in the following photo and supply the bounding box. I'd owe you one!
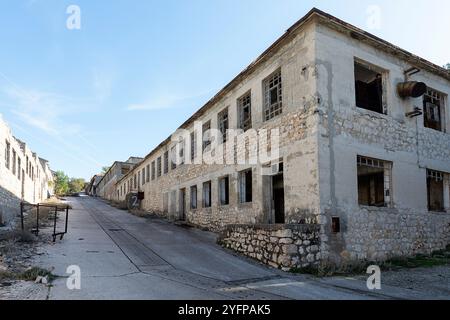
[108,8,449,268]
[96,157,143,201]
[0,114,54,226]
[86,174,104,197]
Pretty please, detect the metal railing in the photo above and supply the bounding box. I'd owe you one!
[20,202,70,242]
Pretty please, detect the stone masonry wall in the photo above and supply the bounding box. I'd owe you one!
[0,115,53,226]
[314,23,450,265]
[114,21,321,233]
[219,224,321,271]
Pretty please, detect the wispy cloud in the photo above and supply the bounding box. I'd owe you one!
[2,85,92,136]
[126,90,212,111]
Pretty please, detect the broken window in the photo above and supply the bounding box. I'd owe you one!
[190,185,197,210]
[157,157,162,177]
[203,181,211,208]
[190,131,196,162]
[134,174,137,189]
[238,92,252,131]
[427,169,445,212]
[423,88,445,132]
[239,169,252,203]
[354,61,385,114]
[151,161,156,180]
[218,108,229,143]
[202,120,211,151]
[357,156,392,207]
[146,164,150,183]
[164,151,169,174]
[219,176,230,206]
[5,140,10,169]
[263,70,282,121]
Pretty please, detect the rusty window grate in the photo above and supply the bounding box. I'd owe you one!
[427,169,444,182]
[238,92,252,131]
[263,70,282,121]
[218,108,229,143]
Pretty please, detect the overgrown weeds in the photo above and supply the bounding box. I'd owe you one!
[291,246,450,277]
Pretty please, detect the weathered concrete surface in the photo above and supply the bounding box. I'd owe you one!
[33,197,448,300]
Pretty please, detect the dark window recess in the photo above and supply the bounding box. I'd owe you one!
[239,170,252,203]
[190,186,197,209]
[164,151,169,174]
[218,108,229,143]
[203,181,212,208]
[157,157,162,177]
[357,156,389,207]
[355,62,384,114]
[238,92,252,131]
[151,161,156,180]
[332,217,341,233]
[427,170,445,212]
[219,176,230,206]
[190,132,196,161]
[202,121,211,151]
[423,88,443,132]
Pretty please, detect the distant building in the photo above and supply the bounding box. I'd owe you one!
[96,157,143,201]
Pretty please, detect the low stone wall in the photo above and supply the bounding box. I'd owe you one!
[218,224,321,271]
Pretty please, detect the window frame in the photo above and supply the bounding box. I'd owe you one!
[238,91,252,131]
[203,181,212,208]
[263,69,283,121]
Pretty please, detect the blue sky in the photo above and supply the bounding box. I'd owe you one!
[0,0,449,180]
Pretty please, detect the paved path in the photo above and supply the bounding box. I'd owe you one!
[34,197,445,300]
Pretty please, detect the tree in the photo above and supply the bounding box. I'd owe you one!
[102,166,110,174]
[68,178,86,194]
[54,171,69,196]
[445,63,450,70]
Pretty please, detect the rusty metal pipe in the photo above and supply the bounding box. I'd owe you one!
[397,81,427,98]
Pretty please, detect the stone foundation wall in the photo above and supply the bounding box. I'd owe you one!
[219,224,321,271]
[343,208,450,261]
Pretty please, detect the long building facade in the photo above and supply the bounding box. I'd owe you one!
[0,114,54,226]
[108,9,449,266]
[96,157,143,201]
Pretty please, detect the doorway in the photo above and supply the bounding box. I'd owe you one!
[272,173,285,224]
[179,188,186,221]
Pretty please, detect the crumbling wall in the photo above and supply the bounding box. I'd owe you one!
[314,23,450,264]
[219,224,321,271]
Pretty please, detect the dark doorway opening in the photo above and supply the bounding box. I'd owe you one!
[272,173,285,224]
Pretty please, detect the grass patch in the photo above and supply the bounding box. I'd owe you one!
[0,267,55,282]
[18,267,55,282]
[291,245,450,277]
[382,247,450,270]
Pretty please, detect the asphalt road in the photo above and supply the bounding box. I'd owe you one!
[34,197,443,300]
